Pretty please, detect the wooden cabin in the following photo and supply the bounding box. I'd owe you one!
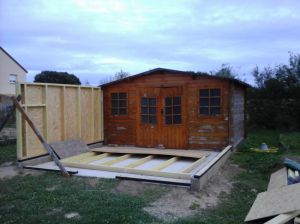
[101,68,249,150]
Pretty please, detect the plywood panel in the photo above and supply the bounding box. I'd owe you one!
[17,83,103,159]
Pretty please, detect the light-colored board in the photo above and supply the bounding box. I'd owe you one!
[268,168,288,191]
[125,155,155,168]
[61,152,96,163]
[151,157,178,171]
[181,157,206,173]
[264,210,300,224]
[62,161,191,179]
[99,154,131,166]
[79,153,110,164]
[17,83,103,159]
[245,183,300,222]
[92,147,210,159]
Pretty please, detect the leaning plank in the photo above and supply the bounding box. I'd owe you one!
[151,157,179,171]
[264,210,300,224]
[267,168,288,191]
[12,96,69,177]
[99,154,131,166]
[245,183,300,222]
[125,155,155,168]
[181,157,206,173]
[62,161,191,179]
[92,146,210,158]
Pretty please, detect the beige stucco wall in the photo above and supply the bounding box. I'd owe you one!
[0,49,27,96]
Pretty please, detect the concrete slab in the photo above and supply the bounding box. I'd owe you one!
[50,139,90,159]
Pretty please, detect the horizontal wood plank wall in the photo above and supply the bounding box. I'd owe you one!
[16,83,103,159]
[102,72,237,150]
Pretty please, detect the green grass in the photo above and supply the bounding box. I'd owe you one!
[280,132,300,152]
[0,144,16,164]
[0,130,300,224]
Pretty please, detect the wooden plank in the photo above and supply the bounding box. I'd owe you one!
[77,86,81,138]
[12,96,70,176]
[181,157,206,173]
[44,85,48,141]
[61,161,191,179]
[92,147,211,159]
[16,84,22,159]
[99,154,131,166]
[125,155,154,168]
[245,183,300,222]
[151,157,179,171]
[268,168,288,191]
[264,210,300,224]
[79,153,109,164]
[61,152,95,163]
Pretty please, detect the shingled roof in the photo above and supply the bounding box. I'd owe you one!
[100,68,251,88]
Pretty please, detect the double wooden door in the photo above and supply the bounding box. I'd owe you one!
[136,86,187,149]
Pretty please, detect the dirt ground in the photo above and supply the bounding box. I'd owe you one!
[0,162,41,179]
[115,161,243,222]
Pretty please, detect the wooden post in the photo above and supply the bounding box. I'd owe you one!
[11,96,70,177]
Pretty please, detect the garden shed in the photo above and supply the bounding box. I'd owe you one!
[101,68,249,150]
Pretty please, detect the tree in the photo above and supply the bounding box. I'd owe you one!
[114,70,130,80]
[214,64,236,78]
[34,71,81,85]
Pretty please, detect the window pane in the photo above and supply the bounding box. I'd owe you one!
[165,116,172,124]
[173,106,181,114]
[141,115,148,124]
[173,115,181,124]
[210,107,220,115]
[112,100,118,107]
[149,115,156,124]
[200,89,209,97]
[200,107,209,115]
[210,89,220,97]
[119,108,127,115]
[112,93,118,99]
[210,97,220,106]
[165,107,172,115]
[119,100,126,107]
[141,98,148,106]
[200,98,209,106]
[149,107,156,114]
[165,97,172,106]
[112,108,118,115]
[173,97,181,105]
[149,98,156,106]
[141,107,148,114]
[119,93,127,99]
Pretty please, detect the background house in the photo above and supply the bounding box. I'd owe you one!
[0,46,27,97]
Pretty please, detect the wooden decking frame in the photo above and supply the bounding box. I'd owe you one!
[61,150,209,180]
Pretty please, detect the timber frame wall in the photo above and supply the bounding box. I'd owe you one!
[16,83,103,159]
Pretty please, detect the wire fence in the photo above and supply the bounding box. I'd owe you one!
[0,102,16,145]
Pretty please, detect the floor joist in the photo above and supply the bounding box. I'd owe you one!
[79,153,110,164]
[61,152,95,163]
[181,157,206,173]
[125,155,155,168]
[151,157,179,171]
[98,154,131,166]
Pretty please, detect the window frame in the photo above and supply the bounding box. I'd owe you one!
[164,96,182,125]
[199,88,222,116]
[140,97,157,125]
[9,74,17,84]
[111,92,128,116]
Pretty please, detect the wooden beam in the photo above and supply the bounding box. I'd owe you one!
[181,157,206,173]
[151,157,179,171]
[11,96,70,177]
[61,152,96,163]
[264,210,300,224]
[125,155,154,168]
[62,161,191,180]
[99,154,131,166]
[78,153,110,164]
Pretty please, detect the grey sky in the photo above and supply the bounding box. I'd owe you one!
[1,0,300,85]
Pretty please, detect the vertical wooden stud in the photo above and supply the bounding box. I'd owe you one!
[16,83,22,159]
[77,86,81,138]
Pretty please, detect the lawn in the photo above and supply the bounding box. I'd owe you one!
[0,130,299,224]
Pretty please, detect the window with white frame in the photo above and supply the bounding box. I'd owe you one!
[9,74,17,84]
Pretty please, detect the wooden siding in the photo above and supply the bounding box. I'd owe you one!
[103,72,244,150]
[17,83,103,159]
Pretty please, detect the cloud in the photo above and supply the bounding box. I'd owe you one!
[0,0,300,85]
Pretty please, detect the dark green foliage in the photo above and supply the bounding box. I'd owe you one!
[0,144,16,164]
[34,71,81,85]
[248,53,300,130]
[213,64,236,79]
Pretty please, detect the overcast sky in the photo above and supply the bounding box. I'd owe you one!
[1,0,300,85]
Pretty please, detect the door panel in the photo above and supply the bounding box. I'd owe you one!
[136,86,187,149]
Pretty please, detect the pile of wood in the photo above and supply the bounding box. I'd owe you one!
[245,165,300,223]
